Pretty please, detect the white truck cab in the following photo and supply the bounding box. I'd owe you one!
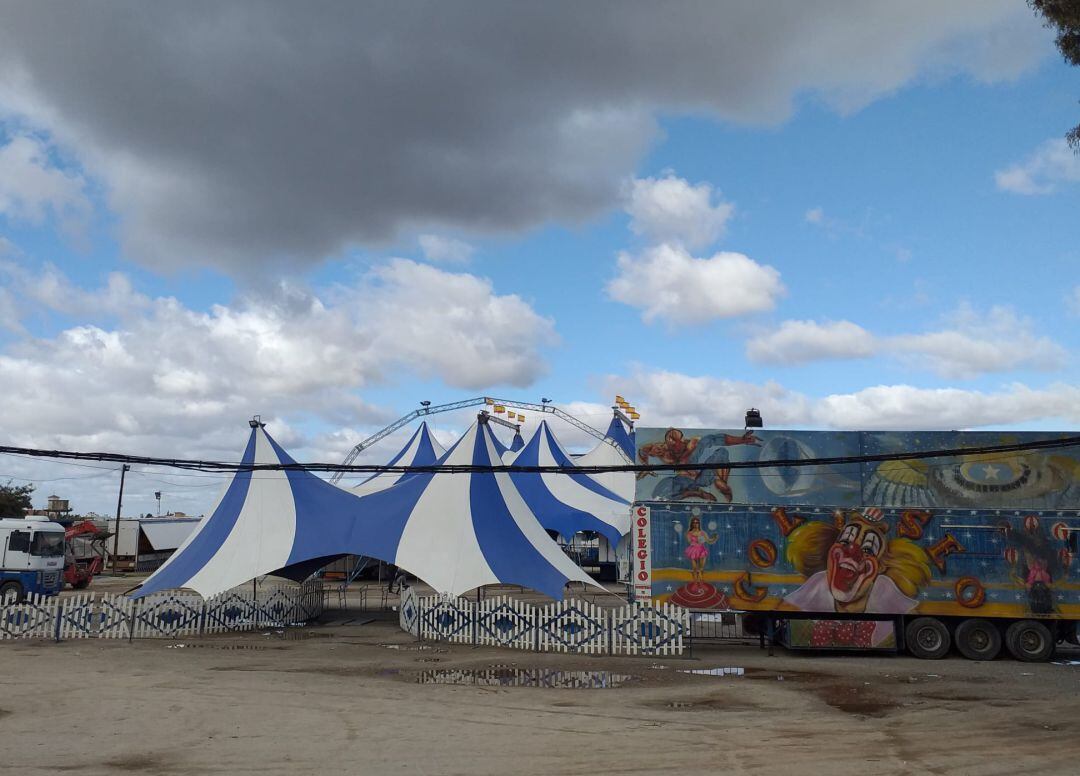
[0,518,65,601]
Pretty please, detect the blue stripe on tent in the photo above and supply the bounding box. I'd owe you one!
[540,424,627,504]
[264,433,427,568]
[510,427,624,544]
[509,432,524,452]
[132,430,259,598]
[605,416,635,459]
[470,427,569,600]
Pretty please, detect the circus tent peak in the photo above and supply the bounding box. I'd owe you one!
[352,421,445,496]
[507,420,630,544]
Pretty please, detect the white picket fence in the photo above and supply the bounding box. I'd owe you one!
[407,591,688,656]
[0,581,325,641]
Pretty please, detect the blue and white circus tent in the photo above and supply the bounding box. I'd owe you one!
[133,419,598,601]
[359,419,598,599]
[509,430,525,453]
[351,421,445,496]
[507,421,630,544]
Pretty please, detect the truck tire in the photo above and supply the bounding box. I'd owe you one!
[905,617,951,659]
[0,580,24,603]
[955,619,1001,661]
[1005,620,1054,662]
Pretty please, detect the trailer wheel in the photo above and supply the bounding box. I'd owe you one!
[955,619,1001,661]
[905,617,950,659]
[0,580,24,603]
[1005,620,1054,662]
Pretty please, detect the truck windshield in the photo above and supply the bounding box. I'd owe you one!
[30,532,65,557]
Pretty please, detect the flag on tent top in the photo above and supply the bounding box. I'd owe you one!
[352,421,445,496]
[134,419,597,601]
[506,421,630,544]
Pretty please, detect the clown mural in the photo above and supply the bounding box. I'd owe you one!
[781,508,932,615]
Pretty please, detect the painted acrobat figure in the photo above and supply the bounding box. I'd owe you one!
[684,516,718,590]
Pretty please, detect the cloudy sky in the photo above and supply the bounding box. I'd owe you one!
[0,1,1077,516]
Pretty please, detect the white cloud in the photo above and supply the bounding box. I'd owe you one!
[889,305,1065,378]
[607,369,812,429]
[746,320,876,364]
[359,259,557,389]
[0,260,556,457]
[418,234,474,263]
[625,175,734,249]
[804,207,824,224]
[612,367,1080,431]
[0,2,1046,271]
[813,383,1080,430]
[0,135,89,236]
[994,138,1080,195]
[607,244,784,325]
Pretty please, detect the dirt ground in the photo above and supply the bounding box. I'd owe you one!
[3,605,1080,776]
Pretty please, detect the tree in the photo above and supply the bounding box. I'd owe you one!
[0,481,35,517]
[1030,0,1080,149]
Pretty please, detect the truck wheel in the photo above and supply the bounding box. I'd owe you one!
[1005,620,1054,662]
[905,617,951,659]
[72,578,90,590]
[0,580,24,603]
[955,619,1001,661]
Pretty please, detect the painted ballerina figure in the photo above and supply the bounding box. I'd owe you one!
[684,516,719,590]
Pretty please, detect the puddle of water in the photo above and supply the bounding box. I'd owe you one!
[379,643,435,651]
[679,667,745,677]
[166,643,272,651]
[817,685,896,717]
[410,666,636,689]
[263,630,333,640]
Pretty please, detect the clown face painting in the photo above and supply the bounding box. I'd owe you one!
[782,509,931,615]
[827,518,885,605]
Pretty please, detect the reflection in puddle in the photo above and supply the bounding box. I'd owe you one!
[679,667,746,677]
[166,643,272,651]
[413,666,635,688]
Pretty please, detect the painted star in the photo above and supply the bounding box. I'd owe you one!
[982,464,1001,481]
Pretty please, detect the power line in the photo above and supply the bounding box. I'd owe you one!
[0,435,1076,475]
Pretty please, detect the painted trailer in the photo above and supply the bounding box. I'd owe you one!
[633,427,1080,662]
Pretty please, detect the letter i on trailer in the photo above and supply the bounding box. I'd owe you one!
[0,518,65,602]
[633,425,1080,662]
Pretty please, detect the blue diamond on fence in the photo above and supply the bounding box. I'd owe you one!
[157,609,184,626]
[561,620,583,635]
[223,606,244,621]
[494,615,516,634]
[403,603,415,622]
[5,611,30,627]
[437,611,455,628]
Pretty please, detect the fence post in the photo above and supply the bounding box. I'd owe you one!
[127,599,137,643]
[54,599,63,643]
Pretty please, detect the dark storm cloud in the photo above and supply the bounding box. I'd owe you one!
[0,1,1043,271]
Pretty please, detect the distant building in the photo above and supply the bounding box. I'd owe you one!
[103,515,202,572]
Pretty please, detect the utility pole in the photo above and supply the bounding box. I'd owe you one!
[111,464,130,573]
